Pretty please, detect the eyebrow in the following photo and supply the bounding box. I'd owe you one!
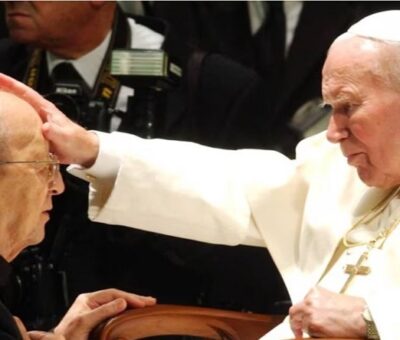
[323,88,358,106]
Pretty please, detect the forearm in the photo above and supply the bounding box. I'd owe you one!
[68,132,267,246]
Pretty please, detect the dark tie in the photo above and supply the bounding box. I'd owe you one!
[50,62,91,97]
[51,62,83,84]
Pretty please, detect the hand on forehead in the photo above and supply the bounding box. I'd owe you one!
[0,73,57,121]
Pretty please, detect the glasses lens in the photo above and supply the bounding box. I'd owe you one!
[48,153,60,180]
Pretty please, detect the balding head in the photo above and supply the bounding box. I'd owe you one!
[0,90,64,261]
[0,90,43,161]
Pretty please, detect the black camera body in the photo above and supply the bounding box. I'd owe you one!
[45,49,182,134]
[46,71,116,132]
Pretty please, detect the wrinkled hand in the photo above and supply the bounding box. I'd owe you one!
[41,106,99,167]
[28,331,65,340]
[0,73,99,167]
[14,316,65,340]
[288,286,366,339]
[53,288,156,340]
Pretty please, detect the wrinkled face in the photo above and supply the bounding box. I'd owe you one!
[4,1,92,48]
[323,36,400,189]
[0,92,64,261]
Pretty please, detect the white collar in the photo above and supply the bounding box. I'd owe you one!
[47,30,112,89]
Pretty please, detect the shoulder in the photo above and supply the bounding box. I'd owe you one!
[126,16,164,49]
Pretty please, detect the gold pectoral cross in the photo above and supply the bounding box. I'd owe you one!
[344,264,371,275]
[340,250,371,294]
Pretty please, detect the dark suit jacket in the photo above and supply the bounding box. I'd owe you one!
[0,257,22,340]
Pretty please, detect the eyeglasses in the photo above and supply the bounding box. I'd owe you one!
[0,153,60,182]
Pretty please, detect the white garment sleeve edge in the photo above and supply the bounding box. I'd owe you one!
[67,131,121,181]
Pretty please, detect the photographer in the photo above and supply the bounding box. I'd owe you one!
[0,0,285,331]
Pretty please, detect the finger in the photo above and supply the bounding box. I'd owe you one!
[13,317,30,340]
[28,331,65,340]
[80,297,128,329]
[87,289,157,308]
[289,316,303,339]
[289,306,304,340]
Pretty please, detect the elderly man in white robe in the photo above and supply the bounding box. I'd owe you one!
[3,9,400,340]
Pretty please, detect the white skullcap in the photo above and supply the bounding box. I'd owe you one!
[348,10,400,42]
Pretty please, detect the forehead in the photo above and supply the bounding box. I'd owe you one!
[322,37,384,101]
[0,91,47,156]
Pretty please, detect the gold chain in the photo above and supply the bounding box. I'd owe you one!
[318,186,400,286]
[338,186,400,293]
[342,186,400,249]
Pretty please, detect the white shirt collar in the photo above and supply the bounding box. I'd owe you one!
[47,30,112,89]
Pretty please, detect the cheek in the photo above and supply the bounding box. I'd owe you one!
[15,178,48,238]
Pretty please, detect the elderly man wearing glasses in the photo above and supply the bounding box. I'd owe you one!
[0,89,156,340]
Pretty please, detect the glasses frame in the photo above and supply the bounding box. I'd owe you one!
[0,152,60,181]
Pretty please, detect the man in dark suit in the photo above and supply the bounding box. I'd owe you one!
[0,0,283,331]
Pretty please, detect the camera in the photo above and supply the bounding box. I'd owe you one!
[45,49,182,134]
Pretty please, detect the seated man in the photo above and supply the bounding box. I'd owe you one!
[0,89,155,339]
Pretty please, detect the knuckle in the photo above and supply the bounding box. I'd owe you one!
[68,315,86,329]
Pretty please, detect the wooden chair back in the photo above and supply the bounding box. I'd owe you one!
[91,304,284,340]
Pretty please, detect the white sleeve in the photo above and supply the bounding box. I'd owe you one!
[68,131,299,247]
[366,292,400,340]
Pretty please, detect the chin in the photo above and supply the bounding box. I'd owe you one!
[358,168,394,189]
[8,30,36,44]
[357,168,377,187]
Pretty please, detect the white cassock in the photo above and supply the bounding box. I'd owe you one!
[69,131,400,340]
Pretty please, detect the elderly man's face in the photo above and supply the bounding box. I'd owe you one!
[4,1,93,49]
[0,91,64,261]
[323,36,400,189]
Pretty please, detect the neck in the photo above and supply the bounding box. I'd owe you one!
[42,5,115,59]
[44,30,111,59]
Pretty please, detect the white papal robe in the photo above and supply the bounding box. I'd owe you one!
[69,131,400,339]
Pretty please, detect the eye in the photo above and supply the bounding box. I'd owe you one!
[321,103,332,115]
[331,102,357,116]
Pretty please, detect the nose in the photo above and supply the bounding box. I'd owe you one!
[49,170,65,195]
[326,113,349,143]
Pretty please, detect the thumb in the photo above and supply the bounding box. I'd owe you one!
[83,298,127,328]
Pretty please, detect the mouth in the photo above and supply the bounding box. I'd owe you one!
[346,152,365,167]
[42,207,52,215]
[6,11,32,26]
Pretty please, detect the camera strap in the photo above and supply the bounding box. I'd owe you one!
[22,6,130,109]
